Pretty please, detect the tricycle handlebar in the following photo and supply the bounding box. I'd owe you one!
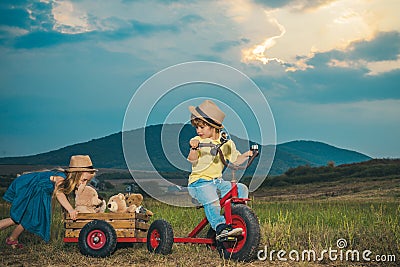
[198,139,259,171]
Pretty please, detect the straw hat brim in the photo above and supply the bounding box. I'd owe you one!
[65,167,98,173]
[189,105,224,129]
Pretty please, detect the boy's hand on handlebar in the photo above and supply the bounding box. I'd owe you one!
[189,139,200,149]
[244,150,253,157]
[233,150,254,166]
[188,139,200,162]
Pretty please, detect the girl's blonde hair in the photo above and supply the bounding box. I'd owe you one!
[52,171,92,225]
[55,171,91,195]
[190,117,220,134]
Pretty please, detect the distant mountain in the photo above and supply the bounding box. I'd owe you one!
[0,124,371,175]
[271,140,372,174]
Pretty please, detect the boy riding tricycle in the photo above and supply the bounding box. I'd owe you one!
[148,100,261,261]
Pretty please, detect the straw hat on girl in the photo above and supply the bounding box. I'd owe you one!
[65,155,98,172]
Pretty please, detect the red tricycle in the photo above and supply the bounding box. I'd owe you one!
[64,135,260,262]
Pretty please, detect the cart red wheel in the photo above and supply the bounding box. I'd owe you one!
[221,204,260,262]
[78,220,117,258]
[149,228,161,248]
[86,229,106,250]
[147,219,174,255]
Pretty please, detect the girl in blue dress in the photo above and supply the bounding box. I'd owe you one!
[0,155,98,249]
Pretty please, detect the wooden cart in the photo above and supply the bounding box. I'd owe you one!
[63,212,151,257]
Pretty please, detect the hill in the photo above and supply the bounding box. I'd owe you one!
[0,124,371,175]
[262,158,400,186]
[253,158,400,201]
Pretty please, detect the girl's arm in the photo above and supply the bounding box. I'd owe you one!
[53,177,78,220]
[55,191,78,220]
[233,150,253,166]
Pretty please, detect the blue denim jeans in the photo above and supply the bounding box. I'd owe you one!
[188,178,249,230]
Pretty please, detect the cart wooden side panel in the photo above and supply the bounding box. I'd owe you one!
[64,212,150,241]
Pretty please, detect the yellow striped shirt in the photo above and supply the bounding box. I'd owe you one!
[188,136,240,184]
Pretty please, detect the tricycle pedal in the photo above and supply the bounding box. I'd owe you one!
[218,236,237,242]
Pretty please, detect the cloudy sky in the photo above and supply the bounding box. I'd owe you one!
[0,0,399,159]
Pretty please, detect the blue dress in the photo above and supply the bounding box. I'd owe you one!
[3,170,66,242]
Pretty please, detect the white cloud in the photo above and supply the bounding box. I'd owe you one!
[51,0,95,34]
[240,0,400,74]
[12,0,398,76]
[328,56,400,76]
[365,56,400,75]
[0,26,29,39]
[241,10,287,65]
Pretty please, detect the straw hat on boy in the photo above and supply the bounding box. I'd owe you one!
[189,100,225,129]
[65,155,98,172]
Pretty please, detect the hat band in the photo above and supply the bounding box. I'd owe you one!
[69,166,94,169]
[195,107,222,128]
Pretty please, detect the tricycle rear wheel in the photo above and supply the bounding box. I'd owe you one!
[221,204,260,262]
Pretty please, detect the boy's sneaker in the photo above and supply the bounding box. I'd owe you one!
[215,224,243,241]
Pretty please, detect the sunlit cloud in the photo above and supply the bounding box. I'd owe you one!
[326,31,400,75]
[241,10,286,65]
[328,57,400,76]
[52,0,95,34]
[240,0,400,74]
[288,0,337,12]
[327,59,358,68]
[365,57,400,76]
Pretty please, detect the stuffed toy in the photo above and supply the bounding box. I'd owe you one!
[125,193,154,216]
[75,184,106,213]
[107,193,136,213]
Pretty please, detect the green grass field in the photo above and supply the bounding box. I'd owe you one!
[1,193,399,266]
[1,160,399,266]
